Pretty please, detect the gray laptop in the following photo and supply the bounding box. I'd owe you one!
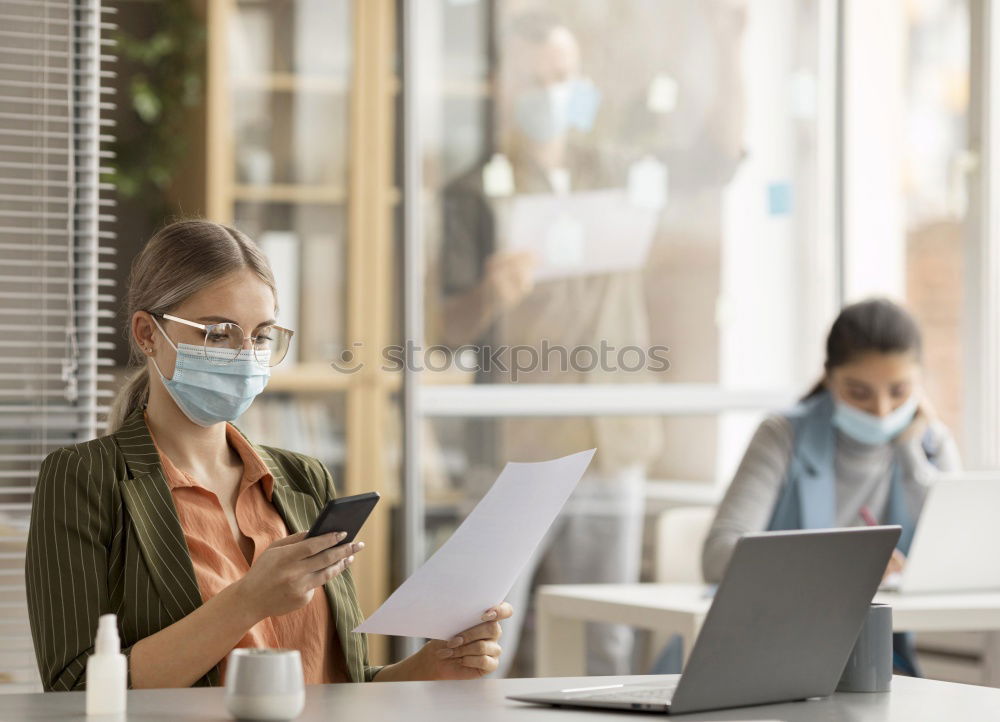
[509,526,900,714]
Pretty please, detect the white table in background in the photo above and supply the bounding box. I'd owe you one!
[535,582,1000,683]
[4,674,1000,721]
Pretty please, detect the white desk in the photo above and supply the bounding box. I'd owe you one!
[536,583,1000,682]
[4,675,1000,721]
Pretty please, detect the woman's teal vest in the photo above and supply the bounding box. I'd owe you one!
[766,391,940,555]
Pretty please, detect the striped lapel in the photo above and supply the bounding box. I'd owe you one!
[113,409,204,625]
[252,442,367,683]
[113,409,366,684]
[253,445,321,535]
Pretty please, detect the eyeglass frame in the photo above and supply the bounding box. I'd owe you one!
[150,312,295,367]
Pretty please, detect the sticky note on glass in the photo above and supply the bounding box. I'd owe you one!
[767,182,794,216]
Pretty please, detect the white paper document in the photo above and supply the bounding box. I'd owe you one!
[506,189,659,282]
[354,448,596,640]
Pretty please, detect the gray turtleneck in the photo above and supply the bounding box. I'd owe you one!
[701,415,962,583]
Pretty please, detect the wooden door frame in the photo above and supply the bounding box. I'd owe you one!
[345,0,397,666]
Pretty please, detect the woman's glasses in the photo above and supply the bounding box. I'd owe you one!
[154,313,294,368]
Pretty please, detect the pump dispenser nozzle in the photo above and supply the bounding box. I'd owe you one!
[94,614,120,655]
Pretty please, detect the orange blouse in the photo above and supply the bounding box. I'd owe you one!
[146,414,350,685]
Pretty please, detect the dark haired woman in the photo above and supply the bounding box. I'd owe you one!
[702,298,960,675]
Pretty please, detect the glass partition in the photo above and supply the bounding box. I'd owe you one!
[405,0,834,674]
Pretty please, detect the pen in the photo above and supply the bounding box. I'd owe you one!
[858,505,879,527]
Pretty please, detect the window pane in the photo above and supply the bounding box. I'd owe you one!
[421,0,834,396]
[843,0,969,448]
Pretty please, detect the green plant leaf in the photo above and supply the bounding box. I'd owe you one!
[131,76,162,123]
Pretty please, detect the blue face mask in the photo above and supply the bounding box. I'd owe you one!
[150,317,270,427]
[515,77,602,143]
[832,394,919,445]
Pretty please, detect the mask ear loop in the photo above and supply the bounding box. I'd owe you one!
[149,314,179,353]
[147,314,179,381]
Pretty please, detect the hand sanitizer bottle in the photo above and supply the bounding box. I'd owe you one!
[86,614,127,716]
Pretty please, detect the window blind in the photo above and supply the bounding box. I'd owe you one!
[0,0,116,693]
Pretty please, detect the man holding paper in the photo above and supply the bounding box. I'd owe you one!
[438,13,663,677]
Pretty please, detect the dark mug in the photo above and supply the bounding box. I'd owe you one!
[838,603,893,693]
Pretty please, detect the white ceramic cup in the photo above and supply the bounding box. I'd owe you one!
[224,648,305,721]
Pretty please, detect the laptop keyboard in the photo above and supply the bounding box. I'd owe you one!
[575,681,678,704]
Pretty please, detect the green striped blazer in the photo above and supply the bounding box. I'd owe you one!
[24,407,379,691]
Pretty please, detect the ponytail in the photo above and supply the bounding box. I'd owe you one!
[107,368,150,434]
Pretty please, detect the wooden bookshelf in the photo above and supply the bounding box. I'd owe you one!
[206,0,399,665]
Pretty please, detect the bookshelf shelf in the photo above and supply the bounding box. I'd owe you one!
[440,78,491,98]
[233,184,347,204]
[232,73,401,94]
[265,363,476,393]
[231,184,401,205]
[234,73,349,93]
[266,362,351,392]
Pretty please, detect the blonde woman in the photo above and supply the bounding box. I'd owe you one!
[25,220,511,690]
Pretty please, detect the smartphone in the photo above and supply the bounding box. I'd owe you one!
[306,491,381,545]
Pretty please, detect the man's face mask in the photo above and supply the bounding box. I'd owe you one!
[514,77,602,143]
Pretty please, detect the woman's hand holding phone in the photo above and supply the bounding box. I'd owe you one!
[237,531,365,622]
